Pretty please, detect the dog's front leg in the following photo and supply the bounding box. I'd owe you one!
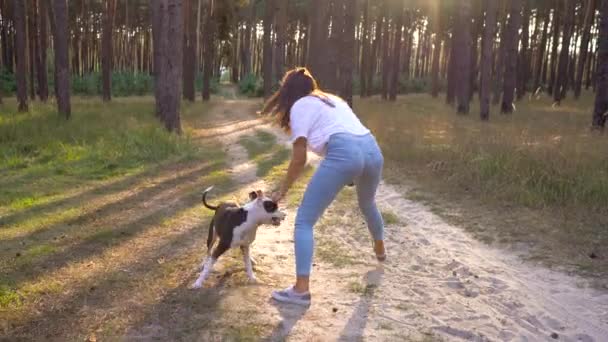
[240,245,257,283]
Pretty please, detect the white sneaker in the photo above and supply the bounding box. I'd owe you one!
[271,286,311,306]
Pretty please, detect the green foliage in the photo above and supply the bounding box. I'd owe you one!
[238,73,264,97]
[0,98,207,210]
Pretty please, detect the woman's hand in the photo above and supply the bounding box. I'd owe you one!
[270,138,307,204]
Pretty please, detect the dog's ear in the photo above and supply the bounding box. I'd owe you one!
[249,191,257,200]
[256,190,263,198]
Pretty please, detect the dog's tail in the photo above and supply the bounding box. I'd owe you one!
[202,186,219,211]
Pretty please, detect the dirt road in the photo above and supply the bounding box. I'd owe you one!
[185,98,608,341]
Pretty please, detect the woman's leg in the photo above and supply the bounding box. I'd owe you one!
[293,160,356,292]
[356,147,385,257]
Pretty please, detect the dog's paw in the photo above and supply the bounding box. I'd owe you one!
[247,276,258,284]
[190,282,203,290]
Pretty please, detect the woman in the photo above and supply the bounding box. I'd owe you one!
[261,67,385,306]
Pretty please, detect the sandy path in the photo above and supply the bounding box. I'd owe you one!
[193,98,608,341]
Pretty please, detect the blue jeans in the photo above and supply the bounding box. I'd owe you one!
[294,133,384,276]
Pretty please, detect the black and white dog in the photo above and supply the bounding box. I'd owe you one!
[192,186,286,288]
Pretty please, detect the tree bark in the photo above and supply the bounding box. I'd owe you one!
[454,0,472,114]
[446,35,456,104]
[14,0,28,112]
[338,0,356,106]
[480,0,497,120]
[548,3,561,95]
[553,0,574,104]
[359,0,370,97]
[500,0,521,114]
[202,0,215,101]
[151,0,183,133]
[516,1,530,99]
[28,0,36,100]
[307,0,329,85]
[36,0,48,101]
[388,6,403,102]
[533,5,550,92]
[241,0,254,77]
[262,0,274,98]
[492,1,507,105]
[575,0,596,99]
[592,0,607,129]
[102,0,116,102]
[430,8,441,98]
[381,1,390,100]
[366,6,383,96]
[182,0,196,101]
[50,0,71,119]
[274,0,287,83]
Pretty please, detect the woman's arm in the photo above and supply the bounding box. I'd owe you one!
[273,137,308,202]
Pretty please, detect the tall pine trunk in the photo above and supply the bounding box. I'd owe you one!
[592,0,607,129]
[274,0,287,83]
[454,0,472,114]
[430,9,441,98]
[202,0,214,101]
[37,0,48,101]
[480,0,497,120]
[575,0,596,99]
[553,0,574,104]
[548,4,561,95]
[28,0,36,100]
[359,0,370,97]
[516,1,530,99]
[492,2,507,105]
[151,0,183,133]
[14,0,28,112]
[501,0,521,114]
[262,0,274,98]
[182,0,196,101]
[533,6,550,92]
[241,0,254,77]
[380,1,390,100]
[338,0,356,106]
[102,0,116,102]
[388,5,403,101]
[51,0,71,119]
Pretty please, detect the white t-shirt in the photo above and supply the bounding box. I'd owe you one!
[289,94,370,155]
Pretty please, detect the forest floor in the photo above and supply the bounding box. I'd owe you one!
[1,92,607,341]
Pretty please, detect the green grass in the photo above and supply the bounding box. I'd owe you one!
[381,210,400,225]
[0,98,213,215]
[355,91,608,276]
[238,130,291,178]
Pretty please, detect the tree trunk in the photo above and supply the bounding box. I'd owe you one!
[592,0,607,129]
[575,0,596,99]
[366,6,383,96]
[533,6,550,92]
[241,0,254,77]
[359,0,369,97]
[516,1,530,99]
[36,0,48,101]
[307,0,329,85]
[501,0,521,114]
[548,4,561,95]
[480,0,497,120]
[51,0,71,119]
[28,0,37,100]
[381,1,390,99]
[182,0,196,101]
[553,0,574,104]
[14,0,28,112]
[202,0,215,101]
[262,0,274,98]
[454,0,472,114]
[151,0,183,133]
[388,6,403,102]
[274,0,287,83]
[446,36,456,104]
[336,0,355,106]
[102,0,116,102]
[430,10,441,98]
[492,1,507,105]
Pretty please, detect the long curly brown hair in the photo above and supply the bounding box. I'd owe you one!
[259,67,335,132]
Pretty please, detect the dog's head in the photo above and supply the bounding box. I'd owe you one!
[245,190,286,226]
